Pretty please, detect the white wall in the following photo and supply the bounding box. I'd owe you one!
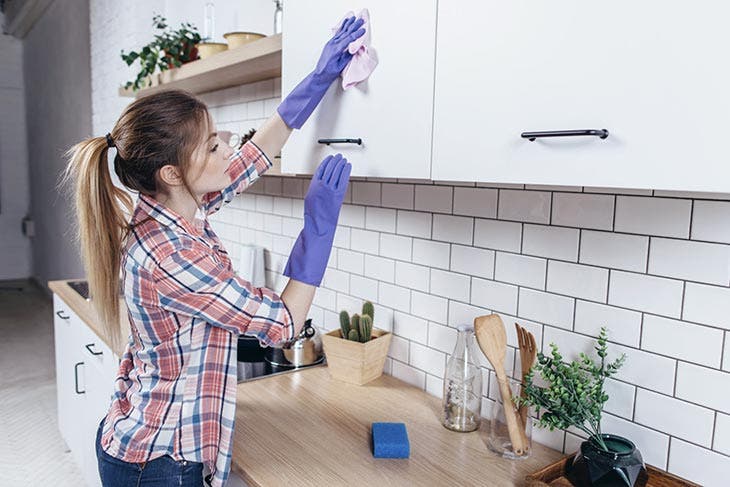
[90,3,730,485]
[0,12,31,279]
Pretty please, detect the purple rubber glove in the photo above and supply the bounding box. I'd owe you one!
[277,16,366,129]
[284,154,352,286]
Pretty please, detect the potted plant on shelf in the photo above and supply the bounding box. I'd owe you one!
[120,14,201,91]
[321,300,392,385]
[521,327,646,487]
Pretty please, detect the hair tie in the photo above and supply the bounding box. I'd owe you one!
[105,133,115,149]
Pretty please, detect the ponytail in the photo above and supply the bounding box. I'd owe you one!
[63,137,133,352]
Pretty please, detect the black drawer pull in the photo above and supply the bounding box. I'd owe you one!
[317,138,362,146]
[74,362,85,394]
[56,310,70,320]
[85,343,103,356]
[521,129,609,141]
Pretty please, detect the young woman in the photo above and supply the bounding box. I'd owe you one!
[64,16,365,487]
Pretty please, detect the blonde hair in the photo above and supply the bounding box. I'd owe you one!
[63,90,210,351]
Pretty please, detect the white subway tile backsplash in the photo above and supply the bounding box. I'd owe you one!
[474,219,522,252]
[715,413,730,456]
[350,228,379,255]
[333,226,350,249]
[272,196,292,217]
[635,388,714,447]
[364,255,395,283]
[432,215,473,245]
[415,185,453,213]
[381,183,414,209]
[339,204,365,228]
[378,282,410,311]
[389,335,409,363]
[366,207,397,233]
[393,311,428,344]
[391,360,426,389]
[471,278,518,315]
[547,261,609,302]
[552,193,615,230]
[395,261,430,292]
[668,439,730,487]
[379,233,412,261]
[603,379,635,419]
[410,342,446,377]
[430,269,471,302]
[451,245,494,279]
[255,194,273,213]
[683,283,730,330]
[396,210,432,238]
[676,362,730,414]
[495,253,547,290]
[574,301,642,347]
[609,271,684,318]
[725,332,730,372]
[498,190,551,224]
[428,322,458,354]
[692,201,730,244]
[522,224,580,261]
[411,291,448,324]
[413,239,450,270]
[579,231,649,272]
[453,187,498,218]
[642,315,723,367]
[600,414,669,469]
[337,249,364,275]
[615,196,692,238]
[518,288,574,330]
[350,275,379,302]
[448,300,488,328]
[648,238,730,285]
[352,181,381,205]
[322,268,349,293]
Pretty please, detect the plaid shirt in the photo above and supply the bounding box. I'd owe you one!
[99,141,295,486]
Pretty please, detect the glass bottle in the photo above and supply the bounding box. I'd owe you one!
[442,325,483,432]
[273,0,283,34]
[204,2,215,42]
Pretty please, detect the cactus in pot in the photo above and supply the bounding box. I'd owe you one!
[338,301,375,342]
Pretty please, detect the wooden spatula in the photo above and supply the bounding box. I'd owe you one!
[474,314,526,456]
[515,322,537,430]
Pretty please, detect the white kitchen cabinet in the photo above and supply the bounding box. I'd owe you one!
[432,1,730,192]
[281,0,437,178]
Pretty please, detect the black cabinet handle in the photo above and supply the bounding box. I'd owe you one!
[56,310,70,320]
[74,362,85,394]
[85,343,103,356]
[317,138,363,146]
[521,129,609,141]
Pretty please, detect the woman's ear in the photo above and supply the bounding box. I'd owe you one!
[158,164,185,188]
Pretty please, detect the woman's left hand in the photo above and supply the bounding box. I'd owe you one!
[312,16,366,83]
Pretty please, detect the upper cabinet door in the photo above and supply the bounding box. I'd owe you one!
[432,1,730,192]
[281,1,437,178]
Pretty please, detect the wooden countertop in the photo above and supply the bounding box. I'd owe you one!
[49,280,130,356]
[231,366,563,487]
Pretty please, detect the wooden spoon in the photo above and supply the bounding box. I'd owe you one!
[515,322,537,430]
[474,314,526,456]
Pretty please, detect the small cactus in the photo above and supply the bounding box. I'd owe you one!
[339,310,351,338]
[351,314,361,336]
[359,315,373,342]
[362,301,374,322]
[348,328,360,342]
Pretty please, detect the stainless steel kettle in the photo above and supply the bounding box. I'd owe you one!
[265,319,323,367]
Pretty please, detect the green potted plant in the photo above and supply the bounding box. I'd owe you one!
[521,327,647,487]
[121,14,201,91]
[321,301,392,385]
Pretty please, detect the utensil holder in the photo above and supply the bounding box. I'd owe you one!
[486,377,532,460]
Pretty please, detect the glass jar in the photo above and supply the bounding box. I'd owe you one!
[486,377,532,459]
[441,325,483,432]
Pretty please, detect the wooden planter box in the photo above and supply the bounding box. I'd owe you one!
[526,453,700,487]
[321,328,392,385]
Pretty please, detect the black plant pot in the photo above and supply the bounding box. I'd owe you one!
[567,434,647,487]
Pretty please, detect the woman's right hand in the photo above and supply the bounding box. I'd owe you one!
[312,16,366,84]
[283,154,352,286]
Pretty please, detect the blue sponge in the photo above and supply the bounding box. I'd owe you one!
[371,422,410,458]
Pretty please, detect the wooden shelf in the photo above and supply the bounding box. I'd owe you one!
[119,34,282,98]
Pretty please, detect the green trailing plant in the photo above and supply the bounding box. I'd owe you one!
[520,327,626,453]
[121,14,202,91]
[339,300,375,342]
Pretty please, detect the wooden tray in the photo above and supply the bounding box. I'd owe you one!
[526,454,700,487]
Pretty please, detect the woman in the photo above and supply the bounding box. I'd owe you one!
[64,16,366,487]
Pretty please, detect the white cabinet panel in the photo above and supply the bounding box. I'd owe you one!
[281,0,437,178]
[432,1,730,192]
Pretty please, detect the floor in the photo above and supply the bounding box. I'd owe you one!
[0,279,85,485]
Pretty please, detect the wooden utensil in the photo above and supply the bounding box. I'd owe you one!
[473,314,527,456]
[515,322,537,429]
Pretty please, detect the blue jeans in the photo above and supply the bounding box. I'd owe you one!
[96,418,205,486]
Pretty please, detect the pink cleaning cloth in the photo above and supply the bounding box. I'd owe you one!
[333,9,378,90]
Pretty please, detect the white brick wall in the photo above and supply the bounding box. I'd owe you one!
[91,4,730,483]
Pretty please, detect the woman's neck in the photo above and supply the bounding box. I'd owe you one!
[155,189,201,224]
